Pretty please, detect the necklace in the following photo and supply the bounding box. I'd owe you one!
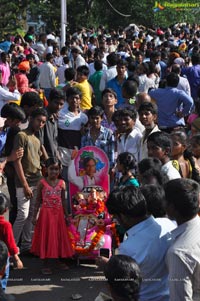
[90,128,100,141]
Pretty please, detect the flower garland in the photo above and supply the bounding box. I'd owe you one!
[75,225,106,255]
[74,222,120,255]
[70,200,119,255]
[94,200,105,216]
[73,200,105,217]
[67,223,79,250]
[110,223,120,248]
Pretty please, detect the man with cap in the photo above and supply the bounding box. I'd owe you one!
[15,61,35,95]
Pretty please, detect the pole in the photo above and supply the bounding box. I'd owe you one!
[61,0,67,47]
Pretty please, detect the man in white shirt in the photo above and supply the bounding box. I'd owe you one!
[71,47,86,70]
[34,33,47,61]
[136,62,156,93]
[99,52,118,91]
[171,64,191,96]
[88,36,97,53]
[58,87,88,180]
[56,56,69,84]
[165,178,200,301]
[39,53,56,99]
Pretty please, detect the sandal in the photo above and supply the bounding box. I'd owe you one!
[41,268,52,275]
[58,263,69,270]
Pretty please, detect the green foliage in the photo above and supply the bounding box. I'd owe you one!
[153,0,200,27]
[0,0,28,38]
[67,0,155,30]
[0,0,199,40]
[28,0,61,32]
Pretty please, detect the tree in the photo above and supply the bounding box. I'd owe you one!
[152,0,199,27]
[0,0,29,39]
[66,0,155,30]
[28,0,61,32]
[0,0,199,40]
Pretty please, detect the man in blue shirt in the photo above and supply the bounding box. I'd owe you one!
[181,53,200,102]
[106,59,127,109]
[149,72,193,131]
[106,186,171,301]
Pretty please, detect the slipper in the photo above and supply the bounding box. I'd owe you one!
[41,268,52,275]
[71,294,82,300]
[58,263,69,270]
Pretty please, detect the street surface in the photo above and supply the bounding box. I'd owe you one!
[7,256,108,301]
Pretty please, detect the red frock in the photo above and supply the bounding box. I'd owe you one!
[31,178,74,259]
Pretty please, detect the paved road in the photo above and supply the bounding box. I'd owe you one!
[6,256,109,301]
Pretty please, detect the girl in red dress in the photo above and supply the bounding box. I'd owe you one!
[31,157,74,275]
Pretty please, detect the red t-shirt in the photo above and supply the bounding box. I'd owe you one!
[0,216,19,256]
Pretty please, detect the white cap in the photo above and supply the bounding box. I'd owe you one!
[174,57,185,66]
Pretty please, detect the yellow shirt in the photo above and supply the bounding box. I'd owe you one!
[74,80,92,110]
[53,66,59,86]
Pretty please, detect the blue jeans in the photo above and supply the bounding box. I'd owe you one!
[0,257,9,290]
[44,88,52,101]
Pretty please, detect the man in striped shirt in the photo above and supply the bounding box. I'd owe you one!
[165,178,200,301]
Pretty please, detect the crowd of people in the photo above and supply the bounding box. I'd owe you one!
[0,22,200,301]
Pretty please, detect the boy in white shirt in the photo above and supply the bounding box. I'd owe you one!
[116,108,142,163]
[147,131,181,180]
